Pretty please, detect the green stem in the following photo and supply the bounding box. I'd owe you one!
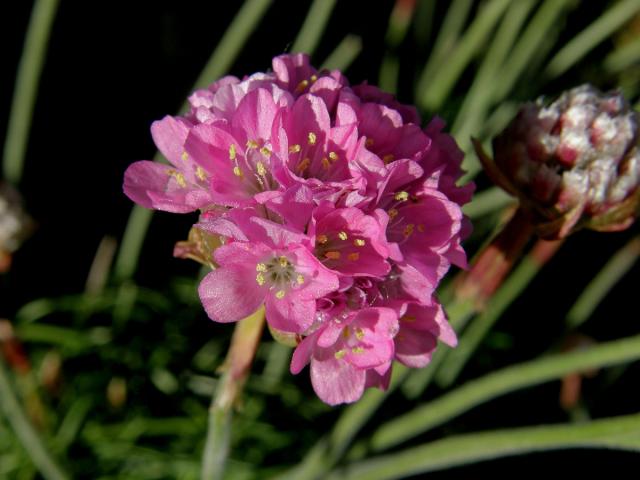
[3,0,60,185]
[321,35,363,72]
[201,307,265,480]
[370,333,640,452]
[330,413,640,480]
[0,358,68,480]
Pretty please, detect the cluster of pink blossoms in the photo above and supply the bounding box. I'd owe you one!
[124,54,473,405]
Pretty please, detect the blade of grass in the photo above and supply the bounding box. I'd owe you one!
[491,0,573,103]
[321,35,363,71]
[545,0,640,79]
[369,332,640,452]
[2,0,60,185]
[290,0,338,55]
[415,0,473,99]
[113,0,274,283]
[418,0,511,112]
[605,35,640,74]
[0,358,69,480]
[329,413,640,480]
[462,187,514,219]
[566,235,640,330]
[435,239,563,388]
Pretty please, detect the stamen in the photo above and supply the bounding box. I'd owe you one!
[394,191,409,201]
[233,166,243,177]
[260,146,271,157]
[296,274,304,285]
[256,161,267,176]
[355,328,365,340]
[351,346,364,354]
[181,151,189,161]
[296,157,311,173]
[403,223,415,237]
[329,151,338,161]
[321,157,331,170]
[310,74,318,82]
[316,234,328,244]
[325,251,341,260]
[383,154,395,163]
[365,137,374,147]
[295,79,309,93]
[289,144,301,153]
[256,263,267,272]
[334,349,346,359]
[307,132,317,145]
[195,166,207,181]
[338,231,348,241]
[278,256,289,267]
[354,239,365,247]
[256,273,265,286]
[229,144,237,160]
[246,140,259,149]
[275,290,286,299]
[348,252,360,261]
[388,208,398,219]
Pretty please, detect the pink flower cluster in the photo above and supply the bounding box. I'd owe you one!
[124,54,473,405]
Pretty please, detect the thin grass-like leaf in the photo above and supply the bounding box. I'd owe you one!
[604,35,640,73]
[545,0,640,78]
[462,186,514,219]
[418,0,511,111]
[2,0,59,185]
[291,0,338,55]
[369,332,640,452]
[435,240,563,387]
[329,413,640,480]
[0,359,69,480]
[566,236,640,330]
[321,35,363,71]
[112,0,274,283]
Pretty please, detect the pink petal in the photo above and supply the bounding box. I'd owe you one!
[151,116,191,166]
[310,348,366,405]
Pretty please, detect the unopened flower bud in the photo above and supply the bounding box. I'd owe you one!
[477,84,640,238]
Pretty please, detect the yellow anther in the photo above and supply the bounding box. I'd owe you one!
[175,172,187,187]
[403,223,415,237]
[321,157,331,170]
[296,157,311,173]
[256,161,267,176]
[289,144,301,153]
[181,151,189,161]
[394,191,409,201]
[256,263,267,272]
[233,166,243,177]
[351,346,364,354]
[348,252,360,261]
[334,349,346,360]
[246,140,259,149]
[316,234,328,244]
[296,274,305,285]
[275,290,286,299]
[310,74,318,82]
[329,151,338,161]
[401,315,416,323]
[383,154,395,164]
[229,144,237,160]
[417,224,425,233]
[307,132,317,145]
[354,239,365,247]
[260,146,271,157]
[388,208,398,219]
[342,327,350,339]
[278,256,289,267]
[196,166,207,181]
[355,328,365,340]
[295,79,309,93]
[365,137,374,147]
[338,231,348,241]
[256,273,266,286]
[325,251,341,260]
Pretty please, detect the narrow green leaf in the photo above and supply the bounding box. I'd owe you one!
[370,333,640,452]
[418,0,511,111]
[330,413,640,480]
[321,35,363,71]
[3,0,60,185]
[112,0,274,283]
[462,187,514,219]
[566,236,640,329]
[291,0,338,55]
[545,0,640,78]
[605,35,640,74]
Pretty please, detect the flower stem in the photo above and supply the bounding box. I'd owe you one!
[201,306,265,480]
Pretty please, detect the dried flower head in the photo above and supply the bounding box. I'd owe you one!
[123,54,473,404]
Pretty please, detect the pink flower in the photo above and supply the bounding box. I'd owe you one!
[123,53,474,405]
